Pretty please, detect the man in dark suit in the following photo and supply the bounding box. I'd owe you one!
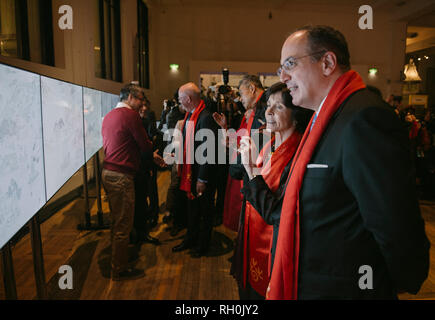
[268,25,430,299]
[172,82,218,257]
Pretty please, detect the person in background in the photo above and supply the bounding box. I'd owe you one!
[416,109,435,200]
[140,97,158,139]
[131,98,164,245]
[158,99,171,131]
[165,100,188,235]
[213,75,267,298]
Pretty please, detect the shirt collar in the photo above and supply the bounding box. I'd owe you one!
[116,101,131,109]
[316,96,327,116]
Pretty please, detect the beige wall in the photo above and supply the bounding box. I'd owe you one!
[0,0,137,93]
[147,3,408,109]
[0,1,415,202]
[0,1,411,110]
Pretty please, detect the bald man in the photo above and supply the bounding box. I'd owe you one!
[172,82,219,257]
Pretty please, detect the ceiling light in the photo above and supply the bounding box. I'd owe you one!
[368,67,378,76]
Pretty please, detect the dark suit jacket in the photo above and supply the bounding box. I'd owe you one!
[297,88,430,299]
[183,107,219,195]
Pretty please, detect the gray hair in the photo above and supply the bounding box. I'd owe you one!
[238,74,264,90]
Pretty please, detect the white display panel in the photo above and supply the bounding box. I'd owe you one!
[111,94,119,109]
[41,77,85,200]
[84,87,103,162]
[101,92,111,118]
[101,92,118,119]
[0,64,46,249]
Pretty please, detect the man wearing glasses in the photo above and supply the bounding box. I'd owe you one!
[102,84,153,281]
[268,25,429,299]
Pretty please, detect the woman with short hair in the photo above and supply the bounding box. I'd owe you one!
[234,82,313,299]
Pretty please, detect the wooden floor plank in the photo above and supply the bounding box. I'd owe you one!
[1,169,434,300]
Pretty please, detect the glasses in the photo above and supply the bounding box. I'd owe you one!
[277,50,326,76]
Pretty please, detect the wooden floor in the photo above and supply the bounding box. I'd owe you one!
[1,170,434,300]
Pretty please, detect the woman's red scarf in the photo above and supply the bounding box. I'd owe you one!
[242,131,302,296]
[267,70,365,300]
[178,100,206,199]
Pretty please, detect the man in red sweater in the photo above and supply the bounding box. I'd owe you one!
[102,83,154,281]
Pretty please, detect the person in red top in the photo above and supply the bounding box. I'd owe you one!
[102,83,161,281]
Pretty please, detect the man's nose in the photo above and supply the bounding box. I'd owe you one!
[279,69,290,82]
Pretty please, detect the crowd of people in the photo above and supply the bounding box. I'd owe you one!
[385,95,435,200]
[101,25,431,299]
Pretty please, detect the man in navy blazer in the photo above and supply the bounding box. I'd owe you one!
[274,25,430,299]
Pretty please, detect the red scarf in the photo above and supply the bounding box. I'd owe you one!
[246,92,264,132]
[223,114,249,231]
[178,100,206,199]
[242,131,302,296]
[222,89,262,231]
[267,70,366,300]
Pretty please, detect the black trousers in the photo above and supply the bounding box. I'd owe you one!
[167,165,187,228]
[147,166,159,220]
[133,171,151,236]
[184,184,216,252]
[214,164,228,222]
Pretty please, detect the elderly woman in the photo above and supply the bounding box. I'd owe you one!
[236,82,312,299]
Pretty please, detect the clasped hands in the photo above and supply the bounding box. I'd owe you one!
[152,149,168,168]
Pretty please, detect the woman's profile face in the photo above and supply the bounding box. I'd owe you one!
[139,105,146,118]
[266,92,294,134]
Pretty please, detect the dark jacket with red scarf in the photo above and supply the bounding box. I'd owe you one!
[296,89,429,299]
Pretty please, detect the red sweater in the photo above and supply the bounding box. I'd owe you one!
[102,106,152,176]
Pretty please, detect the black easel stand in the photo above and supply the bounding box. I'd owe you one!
[94,152,106,227]
[1,242,17,300]
[29,214,48,299]
[77,154,109,231]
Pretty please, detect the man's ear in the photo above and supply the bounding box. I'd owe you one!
[126,93,133,104]
[322,52,338,76]
[249,84,256,94]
